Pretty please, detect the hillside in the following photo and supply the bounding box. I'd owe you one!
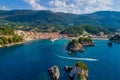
[0,26,23,47]
[0,10,120,30]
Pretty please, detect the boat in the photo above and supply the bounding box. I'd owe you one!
[50,38,58,42]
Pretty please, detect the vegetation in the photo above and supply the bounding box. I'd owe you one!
[77,73,83,80]
[0,10,119,33]
[66,37,94,53]
[78,37,92,43]
[109,34,120,43]
[0,36,23,45]
[68,39,79,46]
[66,39,83,52]
[75,62,88,80]
[68,37,93,46]
[75,61,88,70]
[61,26,83,36]
[0,26,14,35]
[0,26,23,47]
[61,24,111,37]
[80,24,111,35]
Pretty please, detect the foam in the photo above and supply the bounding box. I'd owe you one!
[53,54,99,61]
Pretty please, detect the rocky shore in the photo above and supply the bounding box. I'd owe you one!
[48,65,60,80]
[109,34,120,43]
[108,41,112,46]
[0,30,68,48]
[48,62,88,80]
[78,37,95,47]
[66,37,94,53]
[64,62,88,80]
[0,42,23,48]
[66,39,84,53]
[81,42,94,47]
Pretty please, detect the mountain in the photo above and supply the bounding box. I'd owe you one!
[0,10,76,27]
[0,10,120,29]
[77,11,120,28]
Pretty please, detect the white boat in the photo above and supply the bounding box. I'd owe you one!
[50,38,58,42]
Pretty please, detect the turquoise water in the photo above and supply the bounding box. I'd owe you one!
[0,39,120,80]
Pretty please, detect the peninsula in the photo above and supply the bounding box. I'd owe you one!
[109,31,120,43]
[0,27,23,48]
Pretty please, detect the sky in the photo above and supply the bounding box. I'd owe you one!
[0,0,120,14]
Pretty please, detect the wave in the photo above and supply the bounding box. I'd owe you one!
[53,53,99,61]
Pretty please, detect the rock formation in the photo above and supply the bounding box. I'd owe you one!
[78,37,94,47]
[108,41,112,46]
[48,65,60,80]
[66,37,94,53]
[109,34,120,43]
[66,39,84,53]
[64,62,88,80]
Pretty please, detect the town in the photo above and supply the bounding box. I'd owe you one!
[14,30,68,41]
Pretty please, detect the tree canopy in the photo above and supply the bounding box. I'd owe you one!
[0,26,14,35]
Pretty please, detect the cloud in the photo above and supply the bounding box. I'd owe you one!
[49,0,113,14]
[23,0,114,14]
[0,6,9,10]
[23,0,46,10]
[49,0,80,14]
[74,0,113,13]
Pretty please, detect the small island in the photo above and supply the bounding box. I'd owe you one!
[64,61,88,80]
[66,37,94,53]
[108,41,112,46]
[66,39,84,53]
[48,65,60,80]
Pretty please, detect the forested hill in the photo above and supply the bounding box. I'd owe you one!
[0,10,120,29]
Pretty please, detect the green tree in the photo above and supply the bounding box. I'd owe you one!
[8,37,13,43]
[75,61,88,70]
[0,26,14,35]
[12,35,23,42]
[0,37,8,44]
[0,39,3,45]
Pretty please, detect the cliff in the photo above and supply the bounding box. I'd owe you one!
[66,39,84,53]
[64,62,88,80]
[109,34,120,43]
[66,37,94,53]
[48,65,60,80]
[78,37,94,47]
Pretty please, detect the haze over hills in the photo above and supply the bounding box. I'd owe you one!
[0,10,120,30]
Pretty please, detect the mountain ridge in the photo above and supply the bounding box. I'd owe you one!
[0,10,120,29]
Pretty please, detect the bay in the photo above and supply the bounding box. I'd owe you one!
[0,39,120,80]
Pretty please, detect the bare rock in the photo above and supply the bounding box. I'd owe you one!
[48,65,60,80]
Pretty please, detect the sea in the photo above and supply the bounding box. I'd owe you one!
[0,38,120,80]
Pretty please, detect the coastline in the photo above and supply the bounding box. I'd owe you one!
[0,37,109,48]
[0,31,109,48]
[69,36,109,41]
[92,38,108,40]
[0,42,24,48]
[0,37,67,48]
